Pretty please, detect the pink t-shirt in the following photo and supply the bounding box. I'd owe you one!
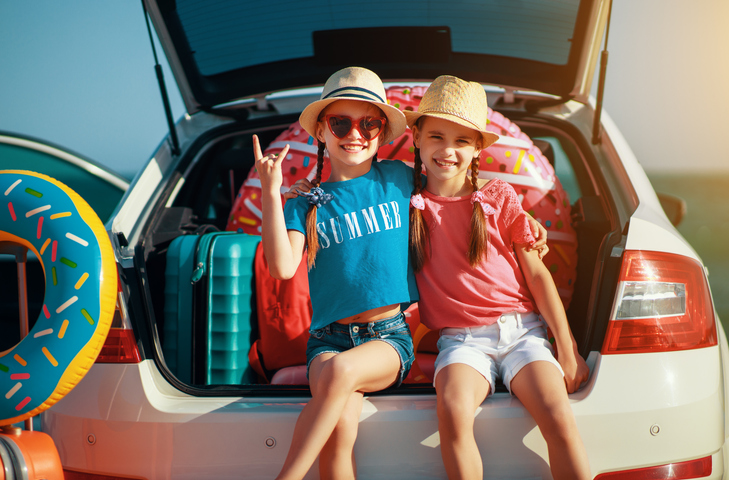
[416,178,537,329]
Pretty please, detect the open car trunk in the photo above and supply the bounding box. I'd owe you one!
[132,88,624,396]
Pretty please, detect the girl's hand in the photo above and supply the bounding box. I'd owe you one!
[283,178,314,200]
[559,349,590,394]
[525,216,549,259]
[253,134,290,194]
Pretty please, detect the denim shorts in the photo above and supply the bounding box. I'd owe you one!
[434,311,563,395]
[306,312,415,387]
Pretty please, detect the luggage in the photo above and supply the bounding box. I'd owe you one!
[164,232,260,385]
[0,428,63,480]
[249,243,311,382]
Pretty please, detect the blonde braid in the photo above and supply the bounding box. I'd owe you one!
[467,156,489,266]
[409,148,430,272]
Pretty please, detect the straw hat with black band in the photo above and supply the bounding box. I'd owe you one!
[404,75,500,149]
[299,66,406,146]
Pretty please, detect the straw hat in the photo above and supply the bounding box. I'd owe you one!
[299,67,406,146]
[404,75,500,149]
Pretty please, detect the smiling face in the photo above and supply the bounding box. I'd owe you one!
[316,100,385,182]
[413,116,482,197]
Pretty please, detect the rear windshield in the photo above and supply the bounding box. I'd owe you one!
[176,0,580,76]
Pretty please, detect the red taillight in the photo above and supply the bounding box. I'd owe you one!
[602,250,717,354]
[594,456,711,479]
[96,328,141,363]
[95,274,141,363]
[63,468,147,480]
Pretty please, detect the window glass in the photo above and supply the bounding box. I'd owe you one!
[177,0,580,76]
[0,143,126,223]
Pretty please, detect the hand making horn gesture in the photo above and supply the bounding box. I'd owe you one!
[253,134,291,195]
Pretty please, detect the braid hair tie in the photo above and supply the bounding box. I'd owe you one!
[470,191,496,215]
[410,194,425,210]
[296,186,333,208]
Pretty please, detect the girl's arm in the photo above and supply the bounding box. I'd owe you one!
[515,243,589,393]
[253,135,305,279]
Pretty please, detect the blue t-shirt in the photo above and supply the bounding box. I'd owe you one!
[284,160,419,330]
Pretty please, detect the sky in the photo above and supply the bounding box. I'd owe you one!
[1,1,728,180]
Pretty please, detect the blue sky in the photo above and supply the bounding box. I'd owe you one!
[0,1,184,179]
[1,1,727,179]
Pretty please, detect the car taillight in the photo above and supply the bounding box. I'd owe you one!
[95,271,141,363]
[96,328,141,363]
[63,468,147,480]
[602,250,717,354]
[593,455,711,479]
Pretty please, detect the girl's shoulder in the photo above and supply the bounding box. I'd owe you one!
[374,159,415,185]
[376,159,413,174]
[481,177,519,204]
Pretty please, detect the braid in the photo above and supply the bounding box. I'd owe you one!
[305,141,326,269]
[468,156,489,266]
[409,147,430,272]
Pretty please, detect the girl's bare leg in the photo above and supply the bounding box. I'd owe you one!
[434,364,490,480]
[509,361,590,480]
[275,341,401,480]
[318,391,363,480]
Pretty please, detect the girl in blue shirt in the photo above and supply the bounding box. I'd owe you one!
[256,66,417,480]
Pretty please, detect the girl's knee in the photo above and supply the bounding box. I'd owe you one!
[437,393,477,428]
[536,405,579,443]
[318,357,358,392]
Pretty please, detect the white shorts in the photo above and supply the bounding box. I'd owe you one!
[433,311,564,395]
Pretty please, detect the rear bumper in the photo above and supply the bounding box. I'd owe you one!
[44,347,725,479]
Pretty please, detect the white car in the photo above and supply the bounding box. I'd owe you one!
[39,0,728,478]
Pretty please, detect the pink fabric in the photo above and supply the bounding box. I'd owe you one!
[410,193,425,210]
[416,179,537,329]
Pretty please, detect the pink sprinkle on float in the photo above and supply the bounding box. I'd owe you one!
[10,373,30,380]
[5,382,22,400]
[43,304,50,319]
[4,178,21,196]
[33,328,53,338]
[25,205,50,217]
[51,240,58,261]
[66,232,89,247]
[7,202,16,221]
[15,396,31,411]
[37,216,44,239]
[56,296,78,314]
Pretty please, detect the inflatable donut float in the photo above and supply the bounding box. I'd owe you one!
[226,85,577,307]
[0,170,116,426]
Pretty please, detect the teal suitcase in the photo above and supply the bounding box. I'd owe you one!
[163,232,261,385]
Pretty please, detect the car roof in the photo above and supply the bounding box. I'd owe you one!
[145,0,610,114]
[0,131,129,223]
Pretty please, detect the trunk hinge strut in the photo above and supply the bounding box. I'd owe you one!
[592,0,613,145]
[141,0,180,156]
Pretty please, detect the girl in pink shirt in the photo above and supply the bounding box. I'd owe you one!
[407,76,591,480]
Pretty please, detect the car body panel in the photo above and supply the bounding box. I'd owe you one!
[48,346,724,479]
